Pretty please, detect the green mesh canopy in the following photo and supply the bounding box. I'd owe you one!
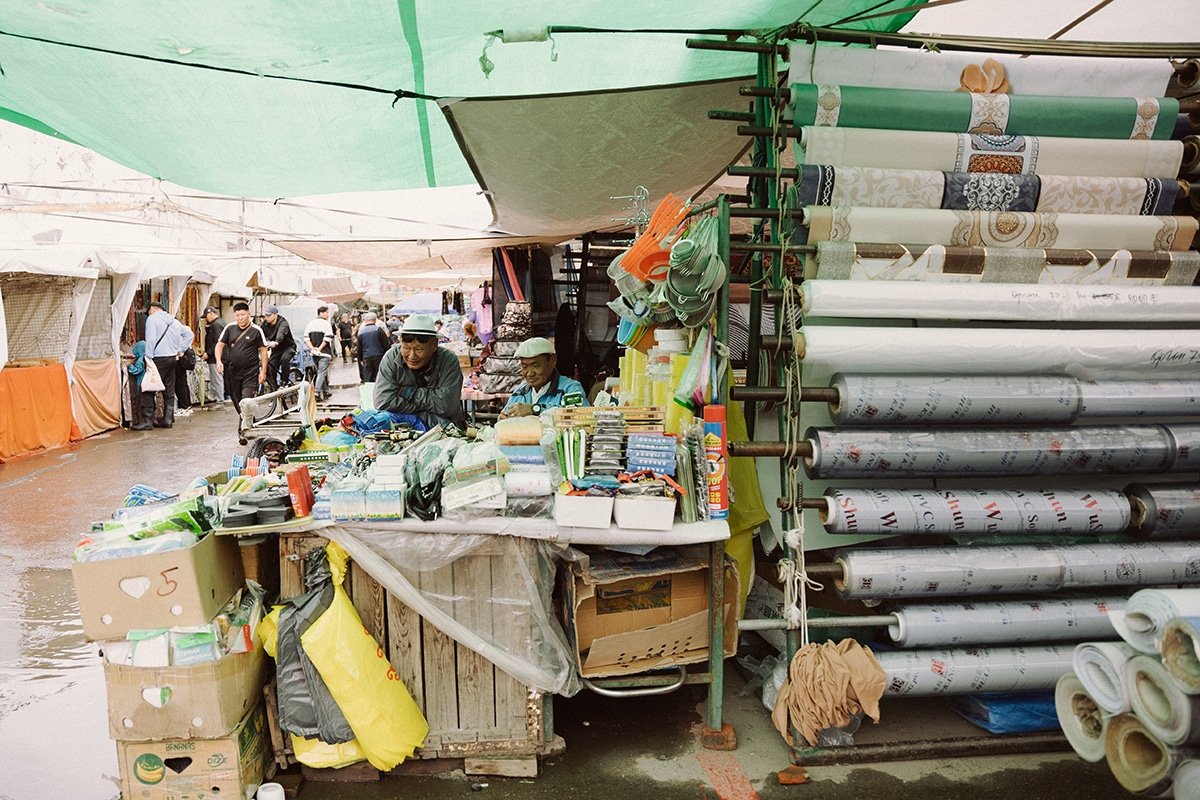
[0,1,921,199]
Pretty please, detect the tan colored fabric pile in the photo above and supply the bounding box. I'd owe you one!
[771,638,887,747]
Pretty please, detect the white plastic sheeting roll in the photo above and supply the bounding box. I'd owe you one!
[1161,617,1200,695]
[805,424,1190,480]
[887,596,1123,648]
[822,487,1131,537]
[1175,759,1200,800]
[1127,483,1200,539]
[876,644,1073,696]
[1126,654,1200,746]
[1075,641,1139,715]
[1105,713,1198,796]
[802,281,1200,322]
[1117,589,1200,654]
[1056,672,1109,763]
[828,374,1200,426]
[835,542,1200,601]
[796,325,1200,380]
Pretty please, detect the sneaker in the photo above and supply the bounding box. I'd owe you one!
[176,408,193,417]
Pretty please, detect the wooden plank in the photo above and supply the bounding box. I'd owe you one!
[418,560,459,733]
[348,560,386,644]
[278,533,328,601]
[492,538,534,739]
[454,549,496,732]
[386,592,425,714]
[262,678,292,770]
[464,757,538,778]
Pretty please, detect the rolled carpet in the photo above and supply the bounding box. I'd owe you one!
[1075,641,1139,715]
[1120,589,1200,654]
[1056,672,1109,763]
[1105,712,1198,796]
[1126,653,1200,746]
[1161,617,1200,695]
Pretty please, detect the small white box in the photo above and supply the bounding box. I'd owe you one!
[554,494,614,529]
[614,496,677,531]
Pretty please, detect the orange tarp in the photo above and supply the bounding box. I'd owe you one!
[71,358,121,440]
[0,364,82,461]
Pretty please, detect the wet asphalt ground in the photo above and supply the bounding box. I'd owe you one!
[0,358,1134,799]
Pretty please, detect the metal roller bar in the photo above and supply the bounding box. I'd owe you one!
[731,208,806,219]
[738,614,895,631]
[735,125,804,140]
[729,164,801,179]
[685,37,780,55]
[730,386,838,403]
[708,110,756,122]
[760,335,793,350]
[739,85,789,99]
[728,440,813,458]
[728,242,814,255]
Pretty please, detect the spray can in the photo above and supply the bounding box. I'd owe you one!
[703,405,729,519]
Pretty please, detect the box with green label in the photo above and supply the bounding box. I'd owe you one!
[116,701,268,799]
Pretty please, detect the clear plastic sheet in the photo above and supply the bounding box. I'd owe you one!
[822,487,1131,537]
[877,644,1075,696]
[806,424,1180,479]
[327,526,581,697]
[887,595,1124,648]
[836,542,1200,601]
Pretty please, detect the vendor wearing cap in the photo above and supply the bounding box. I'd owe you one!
[499,337,587,419]
[374,313,467,429]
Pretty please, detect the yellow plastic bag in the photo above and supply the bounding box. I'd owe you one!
[301,542,429,771]
[259,605,283,658]
[290,733,367,769]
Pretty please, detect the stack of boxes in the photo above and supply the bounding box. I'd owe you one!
[72,531,271,798]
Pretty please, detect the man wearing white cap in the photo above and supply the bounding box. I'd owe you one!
[374,314,467,429]
[499,337,586,419]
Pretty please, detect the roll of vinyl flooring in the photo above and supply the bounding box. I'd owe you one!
[1161,617,1200,695]
[1119,589,1200,654]
[808,241,1200,286]
[1056,672,1109,763]
[1075,641,1139,715]
[1126,653,1200,746]
[821,487,1131,537]
[1105,713,1198,796]
[803,281,1200,322]
[836,542,1200,601]
[805,425,1180,480]
[797,127,1185,178]
[795,326,1200,380]
[876,644,1074,696]
[887,596,1123,648]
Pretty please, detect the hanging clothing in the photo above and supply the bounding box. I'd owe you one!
[471,285,494,343]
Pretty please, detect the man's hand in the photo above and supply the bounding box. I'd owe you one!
[216,361,224,375]
[501,402,533,419]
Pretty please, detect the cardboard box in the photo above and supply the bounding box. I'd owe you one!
[554,494,614,529]
[105,645,268,741]
[563,544,738,678]
[116,701,269,800]
[73,532,245,641]
[613,496,677,531]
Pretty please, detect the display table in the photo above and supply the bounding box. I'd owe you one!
[233,513,733,773]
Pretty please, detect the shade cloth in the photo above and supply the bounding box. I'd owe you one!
[791,84,1177,140]
[805,206,1198,251]
[808,242,1200,285]
[69,358,121,440]
[797,127,1184,178]
[0,364,81,461]
[794,165,1181,215]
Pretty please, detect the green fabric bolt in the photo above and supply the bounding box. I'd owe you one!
[792,84,1179,141]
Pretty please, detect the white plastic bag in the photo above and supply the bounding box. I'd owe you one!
[141,357,165,392]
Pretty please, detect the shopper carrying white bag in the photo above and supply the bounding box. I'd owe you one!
[141,357,165,392]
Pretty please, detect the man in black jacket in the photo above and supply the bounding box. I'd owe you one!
[200,306,227,405]
[260,304,297,391]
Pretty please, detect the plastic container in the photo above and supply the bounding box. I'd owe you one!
[703,405,729,519]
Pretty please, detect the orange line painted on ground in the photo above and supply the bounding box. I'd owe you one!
[696,750,760,800]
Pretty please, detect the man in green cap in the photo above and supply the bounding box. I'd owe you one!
[374,314,467,429]
[499,336,586,419]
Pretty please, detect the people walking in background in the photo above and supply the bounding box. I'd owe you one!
[143,300,194,429]
[174,343,195,416]
[304,305,335,400]
[356,311,389,383]
[261,304,296,391]
[336,312,354,364]
[215,301,268,442]
[124,340,154,431]
[200,305,226,405]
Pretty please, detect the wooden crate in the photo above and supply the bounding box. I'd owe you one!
[276,533,563,774]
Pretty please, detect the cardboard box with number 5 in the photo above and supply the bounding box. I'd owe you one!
[72,532,245,641]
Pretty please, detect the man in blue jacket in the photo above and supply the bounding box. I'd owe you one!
[143,300,195,428]
[499,337,587,419]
